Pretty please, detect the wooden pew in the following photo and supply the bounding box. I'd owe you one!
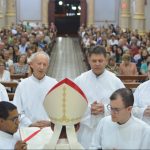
[123,82,141,89]
[1,81,18,101]
[11,74,28,80]
[117,75,148,81]
[8,93,15,101]
[1,81,18,88]
[117,75,148,89]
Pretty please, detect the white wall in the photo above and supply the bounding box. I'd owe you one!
[16,0,42,23]
[15,0,150,31]
[93,0,120,27]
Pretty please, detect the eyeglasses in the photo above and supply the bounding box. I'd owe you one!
[107,104,126,114]
[6,114,21,124]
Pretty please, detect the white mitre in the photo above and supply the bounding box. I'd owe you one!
[43,78,88,149]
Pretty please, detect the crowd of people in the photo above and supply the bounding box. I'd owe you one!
[78,24,150,76]
[0,22,150,149]
[0,22,57,83]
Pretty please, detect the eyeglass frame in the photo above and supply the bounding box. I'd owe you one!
[107,104,127,114]
[6,114,21,124]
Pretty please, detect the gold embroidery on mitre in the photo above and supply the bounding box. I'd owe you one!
[50,85,82,123]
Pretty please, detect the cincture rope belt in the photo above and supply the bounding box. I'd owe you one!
[23,129,41,142]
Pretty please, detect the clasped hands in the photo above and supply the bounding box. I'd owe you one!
[91,101,104,115]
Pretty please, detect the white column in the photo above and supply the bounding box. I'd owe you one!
[42,0,49,27]
[132,0,145,35]
[87,0,94,26]
[0,0,5,28]
[120,0,131,29]
[6,0,16,27]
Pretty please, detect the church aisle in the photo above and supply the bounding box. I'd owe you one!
[47,37,87,81]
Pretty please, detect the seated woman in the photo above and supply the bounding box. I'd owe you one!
[106,56,119,75]
[10,54,29,75]
[119,53,138,76]
[0,59,11,82]
[119,54,138,82]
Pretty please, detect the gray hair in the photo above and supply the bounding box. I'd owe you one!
[29,51,50,63]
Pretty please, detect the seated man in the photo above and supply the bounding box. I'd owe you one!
[90,88,150,149]
[0,101,27,149]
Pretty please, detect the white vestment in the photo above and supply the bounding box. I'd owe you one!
[74,69,125,148]
[0,131,18,149]
[133,80,150,125]
[56,139,84,149]
[0,83,9,101]
[13,75,57,126]
[90,115,150,149]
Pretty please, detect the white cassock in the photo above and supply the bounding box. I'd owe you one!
[55,139,84,149]
[90,115,150,149]
[0,83,9,101]
[74,69,125,148]
[13,75,57,126]
[133,80,150,125]
[0,131,18,149]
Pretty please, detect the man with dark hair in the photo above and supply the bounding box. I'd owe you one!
[90,88,150,149]
[74,45,125,148]
[0,101,27,149]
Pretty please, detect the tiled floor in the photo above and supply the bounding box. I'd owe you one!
[47,37,87,81]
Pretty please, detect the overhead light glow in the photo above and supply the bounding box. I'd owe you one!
[58,1,63,5]
[72,6,77,10]
[78,6,81,10]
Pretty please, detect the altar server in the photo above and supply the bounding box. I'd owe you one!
[13,51,57,127]
[74,45,125,148]
[90,88,150,149]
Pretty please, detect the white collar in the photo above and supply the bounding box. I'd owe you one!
[116,115,133,129]
[31,74,46,82]
[91,69,106,79]
[0,130,13,139]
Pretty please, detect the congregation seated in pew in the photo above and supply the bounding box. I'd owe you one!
[9,54,29,75]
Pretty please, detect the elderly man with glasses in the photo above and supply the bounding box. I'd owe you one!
[0,101,27,149]
[90,88,150,149]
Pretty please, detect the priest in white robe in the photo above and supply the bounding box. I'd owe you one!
[74,46,125,148]
[0,101,27,149]
[90,88,150,149]
[13,51,57,127]
[0,83,9,101]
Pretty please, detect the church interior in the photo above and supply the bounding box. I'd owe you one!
[0,0,150,149]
